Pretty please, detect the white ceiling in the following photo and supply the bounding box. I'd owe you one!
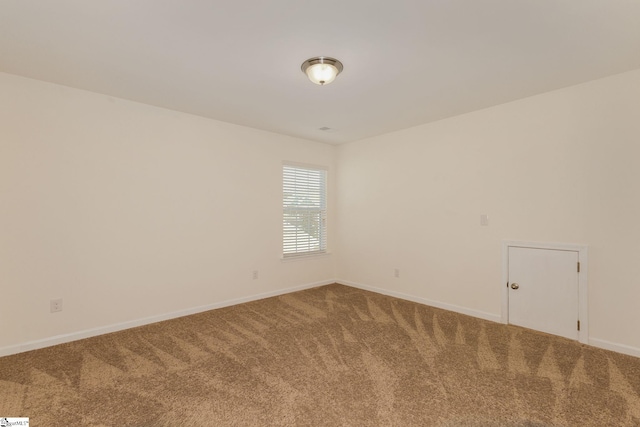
[2,1,640,145]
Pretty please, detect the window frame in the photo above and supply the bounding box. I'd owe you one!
[282,162,328,259]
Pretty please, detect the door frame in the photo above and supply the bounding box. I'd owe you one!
[501,240,589,344]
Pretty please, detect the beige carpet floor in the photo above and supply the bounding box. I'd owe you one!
[1,284,640,426]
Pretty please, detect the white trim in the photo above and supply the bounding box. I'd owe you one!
[501,240,589,344]
[282,160,329,171]
[589,338,640,359]
[502,240,587,252]
[501,243,509,324]
[4,278,640,361]
[0,279,334,357]
[338,279,501,323]
[282,163,328,258]
[338,280,640,359]
[280,251,332,262]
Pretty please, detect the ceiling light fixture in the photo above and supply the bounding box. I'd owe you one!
[301,57,343,86]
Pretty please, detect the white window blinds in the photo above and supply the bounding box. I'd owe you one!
[283,164,327,257]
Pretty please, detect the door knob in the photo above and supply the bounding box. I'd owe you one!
[510,283,520,290]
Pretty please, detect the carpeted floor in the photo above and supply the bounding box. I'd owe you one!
[1,284,640,426]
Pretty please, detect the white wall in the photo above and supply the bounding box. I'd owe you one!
[336,69,640,354]
[3,68,640,357]
[0,72,337,354]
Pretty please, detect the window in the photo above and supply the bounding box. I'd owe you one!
[283,164,327,258]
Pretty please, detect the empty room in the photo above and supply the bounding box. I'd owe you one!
[1,1,640,425]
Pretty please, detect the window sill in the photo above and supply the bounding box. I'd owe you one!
[280,252,332,262]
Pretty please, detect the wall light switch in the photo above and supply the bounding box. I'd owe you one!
[480,214,489,226]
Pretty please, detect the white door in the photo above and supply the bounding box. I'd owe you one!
[508,246,579,340]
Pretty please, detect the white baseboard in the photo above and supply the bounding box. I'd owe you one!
[0,279,334,357]
[338,280,640,359]
[5,279,640,361]
[337,279,502,323]
[589,338,640,359]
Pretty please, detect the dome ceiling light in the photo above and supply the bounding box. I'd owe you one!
[301,57,344,86]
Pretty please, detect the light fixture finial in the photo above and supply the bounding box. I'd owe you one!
[301,57,343,85]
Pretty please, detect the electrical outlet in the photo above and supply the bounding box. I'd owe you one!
[50,298,63,313]
[394,268,400,278]
[252,270,259,280]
